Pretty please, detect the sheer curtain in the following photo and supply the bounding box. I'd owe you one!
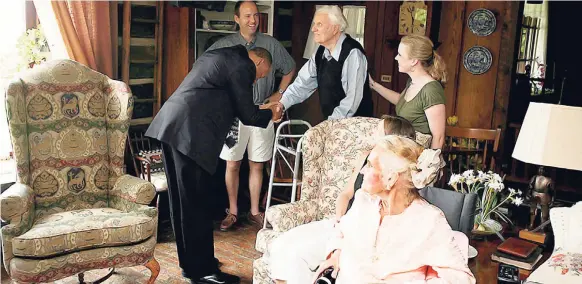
[342,6,366,46]
[303,5,367,59]
[303,5,323,59]
[34,0,116,78]
[524,0,549,71]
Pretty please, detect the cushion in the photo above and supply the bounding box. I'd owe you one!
[419,187,478,236]
[12,208,156,257]
[150,171,168,192]
[565,202,582,252]
[527,250,582,283]
[138,149,165,173]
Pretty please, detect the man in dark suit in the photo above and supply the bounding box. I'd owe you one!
[146,46,282,284]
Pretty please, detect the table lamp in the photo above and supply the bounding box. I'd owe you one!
[512,102,582,242]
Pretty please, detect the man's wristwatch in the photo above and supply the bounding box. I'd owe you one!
[278,89,285,95]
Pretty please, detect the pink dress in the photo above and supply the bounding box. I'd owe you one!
[326,190,476,284]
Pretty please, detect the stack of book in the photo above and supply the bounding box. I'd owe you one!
[491,237,544,270]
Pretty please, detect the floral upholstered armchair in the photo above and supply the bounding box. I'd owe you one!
[253,117,381,283]
[526,202,582,284]
[1,60,159,283]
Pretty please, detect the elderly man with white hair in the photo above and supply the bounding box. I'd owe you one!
[274,5,373,120]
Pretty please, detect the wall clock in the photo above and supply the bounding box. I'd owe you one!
[399,1,428,36]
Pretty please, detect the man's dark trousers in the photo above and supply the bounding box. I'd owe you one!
[162,143,219,278]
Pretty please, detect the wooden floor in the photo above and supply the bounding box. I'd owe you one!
[1,221,262,284]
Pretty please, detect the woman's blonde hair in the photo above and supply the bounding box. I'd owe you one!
[375,135,444,199]
[376,136,424,200]
[401,35,447,84]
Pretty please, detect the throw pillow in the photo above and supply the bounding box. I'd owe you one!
[138,149,165,173]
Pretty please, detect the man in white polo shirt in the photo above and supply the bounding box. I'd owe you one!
[206,0,295,231]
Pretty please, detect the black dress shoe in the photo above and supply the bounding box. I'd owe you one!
[195,271,240,284]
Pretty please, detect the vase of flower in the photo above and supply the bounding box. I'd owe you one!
[448,170,524,234]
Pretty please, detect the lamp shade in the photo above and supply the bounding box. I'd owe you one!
[512,103,582,171]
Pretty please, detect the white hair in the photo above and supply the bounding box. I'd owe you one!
[315,5,348,32]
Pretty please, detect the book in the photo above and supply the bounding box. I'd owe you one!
[491,247,544,270]
[497,237,539,258]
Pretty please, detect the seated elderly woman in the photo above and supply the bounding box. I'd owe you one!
[312,135,475,283]
[270,116,417,284]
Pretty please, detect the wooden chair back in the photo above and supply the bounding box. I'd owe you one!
[127,128,160,181]
[440,126,502,186]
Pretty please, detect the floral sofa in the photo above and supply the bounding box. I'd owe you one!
[1,59,159,283]
[526,202,582,284]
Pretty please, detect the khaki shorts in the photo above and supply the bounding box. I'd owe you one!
[219,120,275,162]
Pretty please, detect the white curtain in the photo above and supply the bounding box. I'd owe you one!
[33,0,69,60]
[524,0,549,71]
[303,5,367,59]
[303,5,323,59]
[343,6,366,46]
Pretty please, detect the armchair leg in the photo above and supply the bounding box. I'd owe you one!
[145,257,160,284]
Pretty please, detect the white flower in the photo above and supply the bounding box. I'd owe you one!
[509,188,516,194]
[476,170,487,182]
[462,170,475,178]
[488,181,504,192]
[448,174,463,185]
[491,173,504,184]
[518,190,523,195]
[513,197,524,206]
[465,175,476,185]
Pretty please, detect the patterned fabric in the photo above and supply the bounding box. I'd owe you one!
[110,174,156,205]
[416,131,432,149]
[1,59,157,282]
[264,199,319,233]
[9,234,157,283]
[300,117,378,220]
[253,256,271,284]
[548,250,582,276]
[255,228,282,255]
[138,149,164,173]
[12,208,156,257]
[5,60,133,216]
[527,203,582,284]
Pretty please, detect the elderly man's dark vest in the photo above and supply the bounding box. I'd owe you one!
[314,34,373,118]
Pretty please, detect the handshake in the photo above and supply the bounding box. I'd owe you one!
[260,101,284,123]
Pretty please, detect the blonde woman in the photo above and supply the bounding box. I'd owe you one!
[369,35,447,149]
[313,136,475,283]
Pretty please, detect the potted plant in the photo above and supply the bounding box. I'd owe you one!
[16,25,49,70]
[448,170,524,234]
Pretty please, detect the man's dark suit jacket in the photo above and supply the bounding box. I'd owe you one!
[145,45,272,174]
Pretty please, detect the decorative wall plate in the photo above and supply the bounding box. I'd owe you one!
[463,46,492,75]
[467,8,496,36]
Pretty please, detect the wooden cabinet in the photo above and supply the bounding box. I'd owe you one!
[118,1,164,126]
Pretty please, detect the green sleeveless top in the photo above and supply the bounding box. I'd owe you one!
[395,80,445,135]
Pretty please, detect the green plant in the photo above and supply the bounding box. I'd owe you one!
[16,25,49,70]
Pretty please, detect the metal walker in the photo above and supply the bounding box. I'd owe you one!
[263,120,311,229]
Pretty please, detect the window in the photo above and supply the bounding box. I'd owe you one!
[0,1,26,183]
[342,6,366,46]
[516,0,549,95]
